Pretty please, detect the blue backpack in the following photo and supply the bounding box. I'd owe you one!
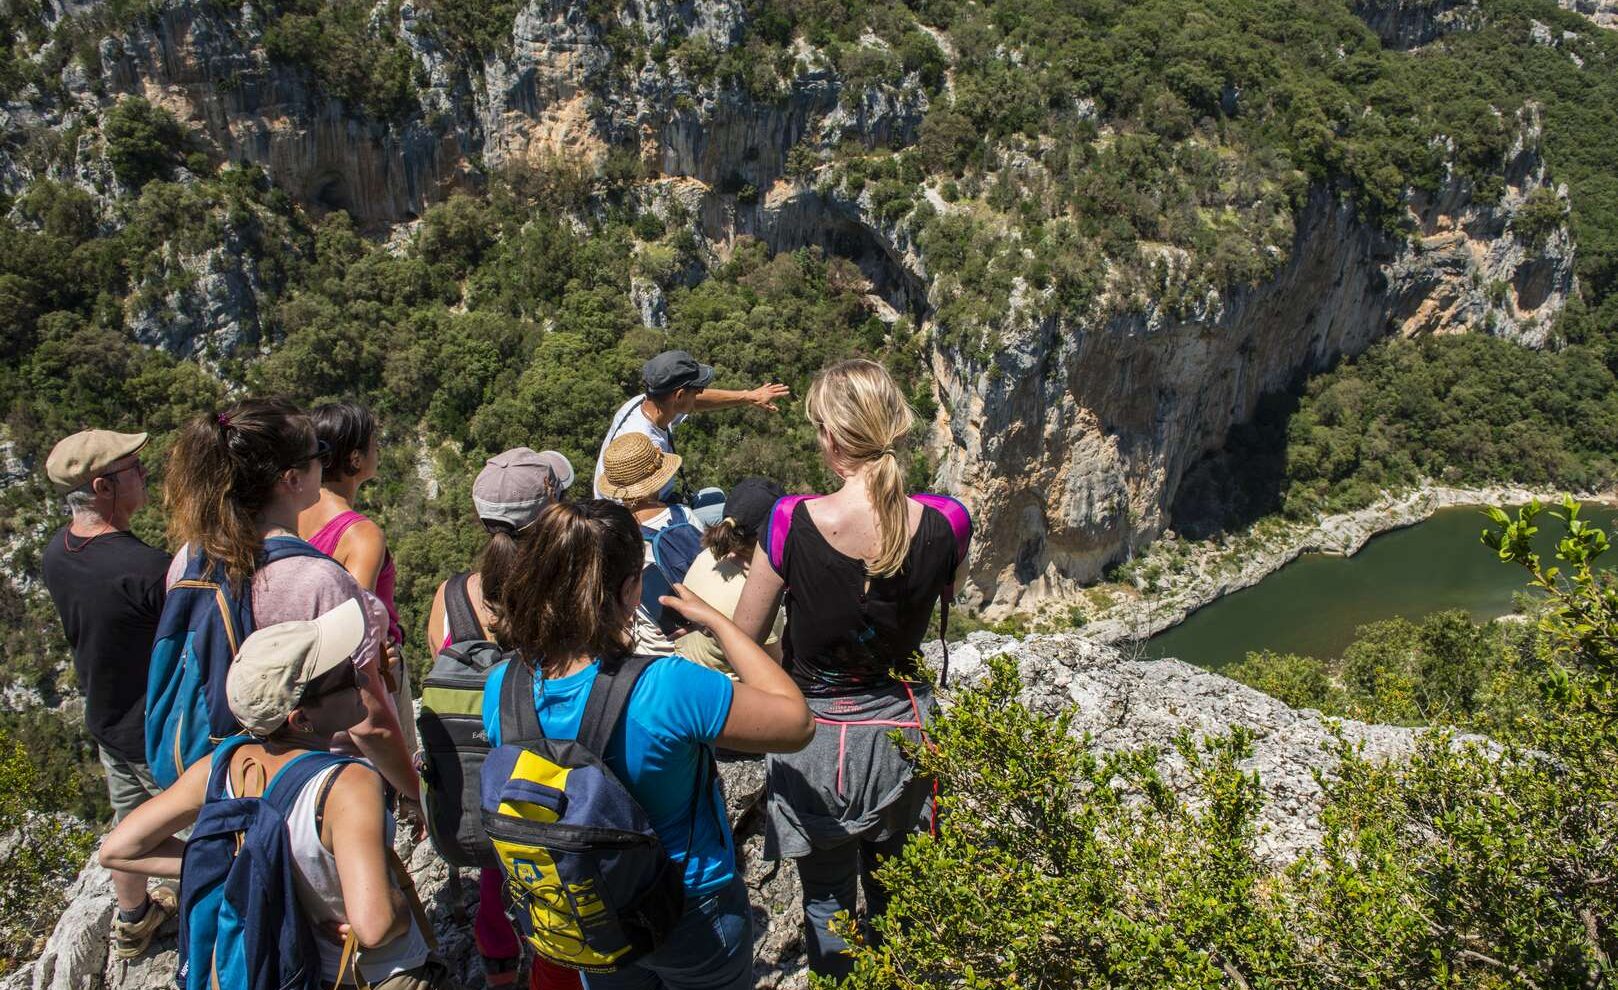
[146,537,331,788]
[639,505,705,634]
[177,736,359,990]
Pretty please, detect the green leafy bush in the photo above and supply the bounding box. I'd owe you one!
[837,505,1618,987]
[0,727,95,970]
[102,97,184,190]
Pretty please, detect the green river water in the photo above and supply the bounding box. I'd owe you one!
[1144,503,1618,670]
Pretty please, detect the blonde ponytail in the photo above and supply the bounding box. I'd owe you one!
[805,359,916,578]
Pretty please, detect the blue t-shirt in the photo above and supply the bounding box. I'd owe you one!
[482,656,737,895]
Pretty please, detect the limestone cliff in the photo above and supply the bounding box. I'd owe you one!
[2,634,1429,990]
[936,128,1574,612]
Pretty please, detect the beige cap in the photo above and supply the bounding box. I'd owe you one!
[46,430,149,492]
[227,599,366,736]
[598,432,681,503]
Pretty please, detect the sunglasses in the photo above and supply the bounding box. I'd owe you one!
[299,662,359,704]
[281,440,331,472]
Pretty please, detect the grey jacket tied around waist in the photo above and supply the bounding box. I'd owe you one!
[763,682,937,860]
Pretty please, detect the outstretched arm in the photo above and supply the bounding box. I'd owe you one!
[690,383,791,413]
[99,755,211,878]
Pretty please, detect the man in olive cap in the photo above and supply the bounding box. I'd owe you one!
[39,429,177,958]
[593,350,790,499]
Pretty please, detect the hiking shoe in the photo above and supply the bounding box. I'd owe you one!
[111,885,177,960]
[481,952,521,988]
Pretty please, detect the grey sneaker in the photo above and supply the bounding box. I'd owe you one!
[110,884,177,960]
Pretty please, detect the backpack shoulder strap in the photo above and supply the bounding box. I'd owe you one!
[910,494,973,566]
[763,495,816,576]
[498,658,545,746]
[576,654,658,757]
[262,752,358,816]
[912,494,973,690]
[443,572,482,644]
[261,534,334,566]
[204,735,254,802]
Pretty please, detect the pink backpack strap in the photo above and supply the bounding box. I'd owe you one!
[910,494,973,571]
[911,493,973,689]
[763,495,817,576]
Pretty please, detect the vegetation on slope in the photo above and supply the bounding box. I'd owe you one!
[838,500,1618,988]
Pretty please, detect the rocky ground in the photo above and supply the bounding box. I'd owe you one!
[1074,483,1616,645]
[6,631,1433,990]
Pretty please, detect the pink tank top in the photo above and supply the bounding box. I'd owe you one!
[308,510,403,644]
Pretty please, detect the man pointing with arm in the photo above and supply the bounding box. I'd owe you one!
[593,349,791,500]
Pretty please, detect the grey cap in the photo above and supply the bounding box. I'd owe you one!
[472,448,574,530]
[642,350,715,397]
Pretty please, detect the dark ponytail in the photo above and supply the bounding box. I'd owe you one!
[497,501,644,668]
[477,522,521,630]
[700,518,753,561]
[310,401,375,480]
[165,398,314,586]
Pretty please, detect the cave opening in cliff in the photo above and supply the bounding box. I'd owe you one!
[1169,388,1297,540]
[308,171,355,216]
[747,193,929,325]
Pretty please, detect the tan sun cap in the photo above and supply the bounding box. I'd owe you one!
[598,432,681,503]
[45,430,149,492]
[226,599,367,737]
[472,447,575,531]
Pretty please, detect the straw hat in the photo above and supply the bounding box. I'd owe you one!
[598,433,681,502]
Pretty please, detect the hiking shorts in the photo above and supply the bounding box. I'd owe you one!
[98,747,163,823]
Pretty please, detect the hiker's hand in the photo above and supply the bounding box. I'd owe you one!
[398,796,428,842]
[380,642,401,694]
[658,583,723,633]
[748,382,791,412]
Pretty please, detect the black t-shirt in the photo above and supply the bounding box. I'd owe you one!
[778,500,959,696]
[40,527,171,763]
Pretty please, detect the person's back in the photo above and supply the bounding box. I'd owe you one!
[420,446,575,990]
[480,499,811,990]
[731,359,970,980]
[160,399,418,806]
[39,428,177,958]
[99,602,451,990]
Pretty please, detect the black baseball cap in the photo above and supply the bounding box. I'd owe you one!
[643,350,716,396]
[725,477,787,539]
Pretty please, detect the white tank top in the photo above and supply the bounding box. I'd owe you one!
[226,760,431,983]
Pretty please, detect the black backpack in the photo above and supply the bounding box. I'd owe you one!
[416,572,506,868]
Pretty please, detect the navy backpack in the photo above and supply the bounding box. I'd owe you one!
[177,736,358,990]
[639,505,704,633]
[146,536,331,788]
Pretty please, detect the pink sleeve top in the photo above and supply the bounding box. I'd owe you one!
[306,510,404,645]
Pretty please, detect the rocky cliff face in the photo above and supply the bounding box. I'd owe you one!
[935,137,1575,612]
[2,634,1429,990]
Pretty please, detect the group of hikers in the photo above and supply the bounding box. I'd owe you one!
[41,349,971,990]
